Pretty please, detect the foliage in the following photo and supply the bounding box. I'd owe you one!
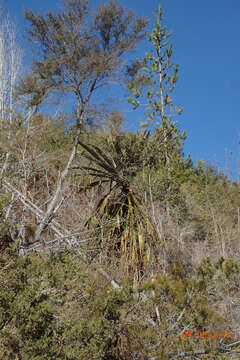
[77,133,162,277]
[0,248,146,360]
[18,0,147,113]
[0,1,240,359]
[126,5,188,213]
[0,247,235,359]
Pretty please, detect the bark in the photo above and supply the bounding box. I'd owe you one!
[34,106,85,242]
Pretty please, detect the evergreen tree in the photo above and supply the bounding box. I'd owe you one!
[127,5,187,214]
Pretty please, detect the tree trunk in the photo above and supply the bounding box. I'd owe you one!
[34,107,84,242]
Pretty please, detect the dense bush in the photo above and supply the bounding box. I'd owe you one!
[0,246,236,359]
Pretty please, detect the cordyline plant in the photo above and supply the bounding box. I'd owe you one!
[75,133,163,278]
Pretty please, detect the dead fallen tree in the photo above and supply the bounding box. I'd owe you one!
[1,179,121,289]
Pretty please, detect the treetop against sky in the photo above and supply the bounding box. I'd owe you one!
[5,0,240,179]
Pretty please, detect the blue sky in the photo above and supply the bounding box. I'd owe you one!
[4,0,240,180]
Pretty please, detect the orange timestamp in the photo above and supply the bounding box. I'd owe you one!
[181,330,231,339]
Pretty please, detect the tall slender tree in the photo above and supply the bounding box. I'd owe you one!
[0,9,22,175]
[127,5,186,215]
[0,10,22,126]
[17,0,147,243]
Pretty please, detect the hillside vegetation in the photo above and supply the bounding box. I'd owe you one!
[0,1,239,359]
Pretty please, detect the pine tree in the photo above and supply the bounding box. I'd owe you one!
[127,4,186,215]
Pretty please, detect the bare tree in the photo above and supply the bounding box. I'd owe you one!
[0,9,22,126]
[0,8,23,177]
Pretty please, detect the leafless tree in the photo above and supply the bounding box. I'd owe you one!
[0,9,22,126]
[0,8,23,176]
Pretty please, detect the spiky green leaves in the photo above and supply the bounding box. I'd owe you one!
[76,135,161,275]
